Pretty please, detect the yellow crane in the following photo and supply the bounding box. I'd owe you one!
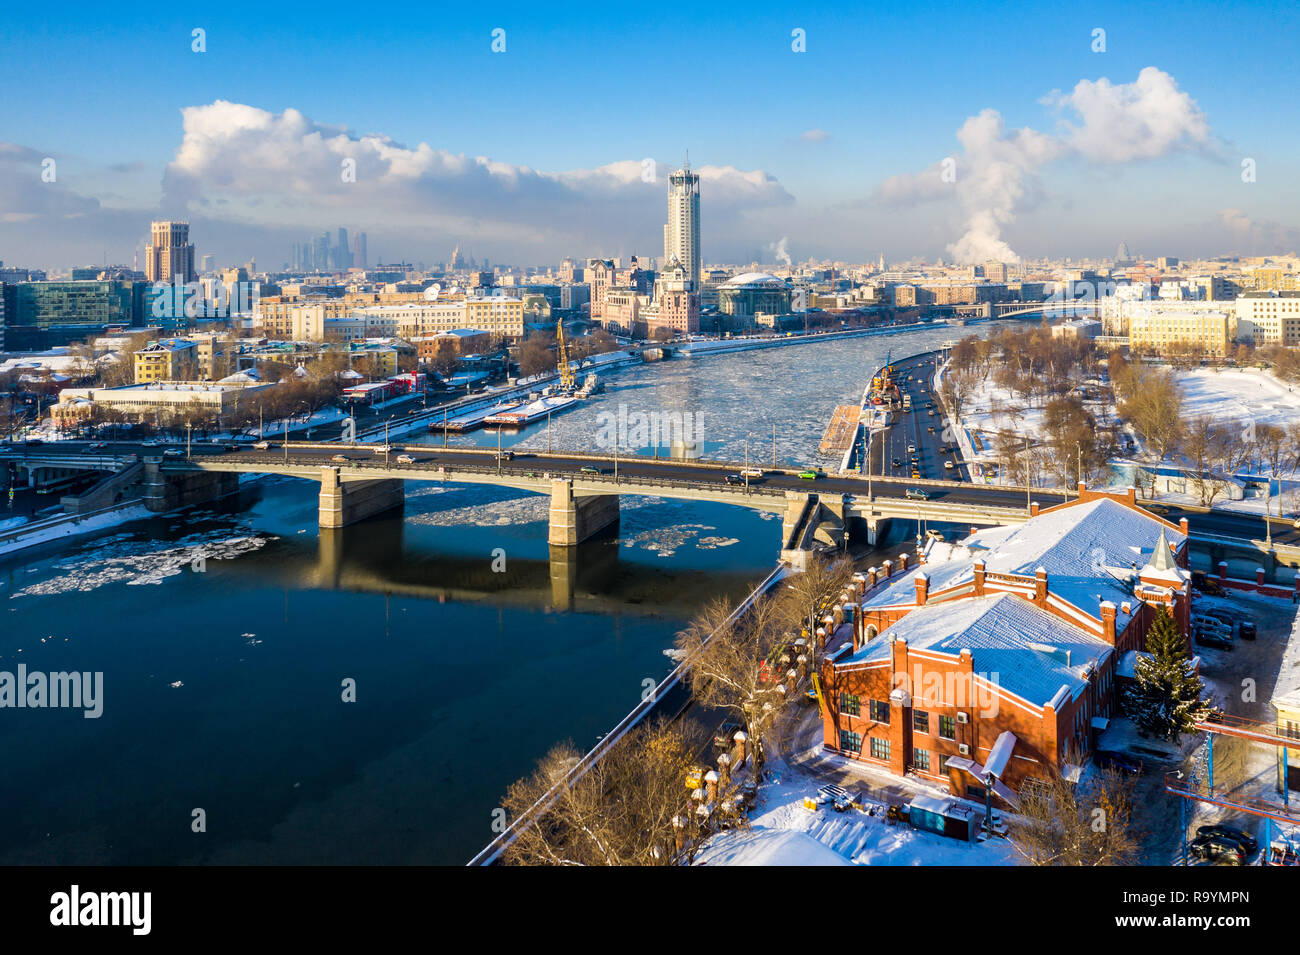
[555,318,575,393]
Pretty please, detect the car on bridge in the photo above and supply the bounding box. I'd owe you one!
[904,488,930,500]
[331,454,350,463]
[741,468,765,480]
[944,460,955,470]
[395,454,415,464]
[725,474,747,485]
[580,465,603,475]
[85,442,108,452]
[163,448,183,457]
[798,468,824,480]
[253,441,270,450]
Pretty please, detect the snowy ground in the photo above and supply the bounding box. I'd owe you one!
[1178,368,1300,432]
[695,770,1016,866]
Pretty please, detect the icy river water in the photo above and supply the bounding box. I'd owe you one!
[0,322,1011,864]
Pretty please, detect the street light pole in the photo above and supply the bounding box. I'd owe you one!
[186,421,192,461]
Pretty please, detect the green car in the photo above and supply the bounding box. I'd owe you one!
[798,469,822,480]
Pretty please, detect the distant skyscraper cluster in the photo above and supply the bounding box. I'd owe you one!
[292,228,367,272]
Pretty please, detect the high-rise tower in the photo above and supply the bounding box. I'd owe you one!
[144,221,196,283]
[663,159,700,286]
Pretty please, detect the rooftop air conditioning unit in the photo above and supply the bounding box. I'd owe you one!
[958,743,971,756]
[955,711,969,724]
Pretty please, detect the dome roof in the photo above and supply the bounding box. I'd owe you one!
[721,271,786,288]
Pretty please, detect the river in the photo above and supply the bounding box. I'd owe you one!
[0,321,1012,864]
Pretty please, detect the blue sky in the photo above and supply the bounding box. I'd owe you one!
[1,0,1296,268]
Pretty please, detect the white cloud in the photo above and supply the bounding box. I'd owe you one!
[1044,66,1213,163]
[160,101,793,260]
[799,129,830,143]
[873,68,1215,263]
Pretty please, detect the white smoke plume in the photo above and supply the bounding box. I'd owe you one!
[874,67,1214,263]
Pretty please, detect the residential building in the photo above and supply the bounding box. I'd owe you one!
[1234,291,1300,346]
[663,162,701,284]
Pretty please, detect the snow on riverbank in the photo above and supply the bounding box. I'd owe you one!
[0,505,152,557]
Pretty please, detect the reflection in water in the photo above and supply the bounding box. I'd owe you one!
[0,325,1020,865]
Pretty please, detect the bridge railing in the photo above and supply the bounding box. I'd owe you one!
[465,562,788,867]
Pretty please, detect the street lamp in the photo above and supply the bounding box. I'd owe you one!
[186,420,192,461]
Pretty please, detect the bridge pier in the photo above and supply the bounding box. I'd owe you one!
[318,466,405,528]
[142,461,238,513]
[547,479,619,547]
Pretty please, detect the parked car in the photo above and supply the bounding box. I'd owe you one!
[1197,824,1258,855]
[905,488,930,501]
[1189,834,1245,865]
[1238,619,1257,640]
[1095,750,1142,776]
[1195,630,1234,651]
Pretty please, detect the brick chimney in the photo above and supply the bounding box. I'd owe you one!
[1030,501,1040,517]
[1099,600,1117,644]
[1034,566,1048,601]
[882,559,894,579]
[914,570,930,605]
[898,552,909,572]
[973,559,986,595]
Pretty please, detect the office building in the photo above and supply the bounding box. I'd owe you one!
[663,161,701,284]
[144,221,196,284]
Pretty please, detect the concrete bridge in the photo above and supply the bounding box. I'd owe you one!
[9,441,1300,579]
[1,440,1058,556]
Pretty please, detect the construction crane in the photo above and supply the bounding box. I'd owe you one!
[555,318,575,393]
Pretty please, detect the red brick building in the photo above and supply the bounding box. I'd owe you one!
[819,487,1191,805]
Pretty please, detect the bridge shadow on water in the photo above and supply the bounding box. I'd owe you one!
[310,508,769,617]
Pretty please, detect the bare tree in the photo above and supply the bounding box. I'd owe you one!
[675,593,792,780]
[501,719,708,866]
[1008,755,1142,866]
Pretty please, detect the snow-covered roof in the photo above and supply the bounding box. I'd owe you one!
[844,593,1113,709]
[866,497,1183,632]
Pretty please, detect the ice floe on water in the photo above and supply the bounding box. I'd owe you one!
[11,527,275,598]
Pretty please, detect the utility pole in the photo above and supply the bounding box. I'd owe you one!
[745,435,750,490]
[186,421,192,461]
[772,423,777,470]
[384,420,390,468]
[1025,433,1031,514]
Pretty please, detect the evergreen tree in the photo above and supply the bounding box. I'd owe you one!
[1122,607,1215,742]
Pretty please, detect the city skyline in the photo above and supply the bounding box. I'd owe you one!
[2,3,1298,270]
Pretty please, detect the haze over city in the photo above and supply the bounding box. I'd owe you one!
[3,1,1298,270]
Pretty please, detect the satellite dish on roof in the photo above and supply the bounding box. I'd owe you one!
[423,283,442,301]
